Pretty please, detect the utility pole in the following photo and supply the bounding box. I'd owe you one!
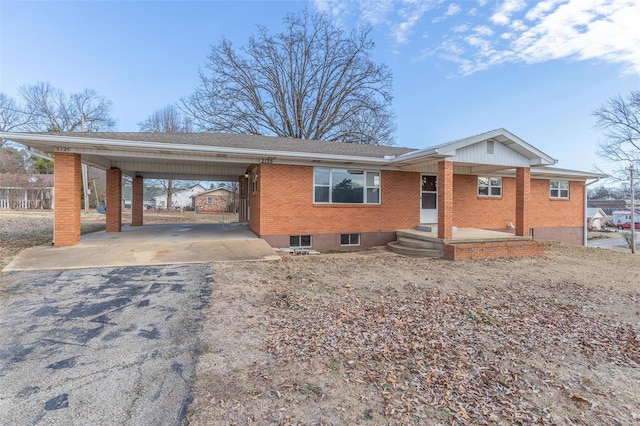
[80,115,90,213]
[630,164,636,254]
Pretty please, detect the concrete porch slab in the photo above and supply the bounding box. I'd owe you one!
[3,223,280,271]
[397,228,532,244]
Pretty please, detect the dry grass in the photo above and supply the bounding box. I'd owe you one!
[189,244,640,425]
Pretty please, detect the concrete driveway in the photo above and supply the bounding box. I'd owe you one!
[0,263,212,425]
[3,222,279,271]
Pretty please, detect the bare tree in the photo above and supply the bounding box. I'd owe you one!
[19,81,115,132]
[139,105,193,209]
[595,90,640,166]
[182,8,395,145]
[139,104,193,133]
[0,93,33,147]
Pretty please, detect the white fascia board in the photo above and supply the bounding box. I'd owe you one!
[530,167,607,180]
[390,148,448,164]
[0,132,395,167]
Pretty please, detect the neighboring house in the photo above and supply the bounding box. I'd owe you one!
[1,128,605,258]
[587,198,626,215]
[154,184,206,210]
[192,187,234,212]
[611,210,640,225]
[0,174,54,209]
[586,208,607,230]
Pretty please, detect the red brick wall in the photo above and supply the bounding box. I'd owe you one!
[529,179,584,227]
[444,240,545,260]
[451,175,584,232]
[251,165,585,248]
[254,164,419,237]
[131,176,143,226]
[194,192,231,212]
[53,153,81,246]
[438,161,454,239]
[248,165,260,234]
[106,168,122,232]
[452,174,516,229]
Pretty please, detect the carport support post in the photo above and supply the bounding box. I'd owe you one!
[437,160,453,240]
[131,176,144,226]
[515,167,530,237]
[53,152,82,246]
[106,168,122,232]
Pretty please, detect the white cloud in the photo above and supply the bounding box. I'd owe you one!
[491,0,527,25]
[313,0,640,76]
[440,0,640,75]
[446,4,462,16]
[474,26,494,37]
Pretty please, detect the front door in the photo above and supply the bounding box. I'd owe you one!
[420,175,437,223]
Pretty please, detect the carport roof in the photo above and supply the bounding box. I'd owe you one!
[0,129,605,181]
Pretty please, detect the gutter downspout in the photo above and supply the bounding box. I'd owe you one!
[584,178,602,246]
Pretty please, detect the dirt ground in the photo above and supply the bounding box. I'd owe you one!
[1,211,639,424]
[189,246,640,425]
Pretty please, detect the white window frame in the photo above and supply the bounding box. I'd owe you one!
[206,196,213,205]
[550,180,569,199]
[290,235,312,248]
[313,168,381,204]
[478,176,502,197]
[340,233,361,246]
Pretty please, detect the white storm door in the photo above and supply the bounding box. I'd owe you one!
[420,175,437,223]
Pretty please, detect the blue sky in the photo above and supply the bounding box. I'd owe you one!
[1,0,639,174]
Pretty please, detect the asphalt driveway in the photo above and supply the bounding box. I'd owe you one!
[0,263,212,425]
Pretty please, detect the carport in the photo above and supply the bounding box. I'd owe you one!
[0,132,266,246]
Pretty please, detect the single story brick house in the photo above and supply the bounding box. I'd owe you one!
[192,187,234,212]
[0,129,603,258]
[0,173,54,209]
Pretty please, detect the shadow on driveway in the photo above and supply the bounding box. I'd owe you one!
[0,263,212,425]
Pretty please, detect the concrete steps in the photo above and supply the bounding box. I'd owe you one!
[387,227,444,258]
[387,241,443,258]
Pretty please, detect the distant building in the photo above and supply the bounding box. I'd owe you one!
[154,184,206,210]
[587,198,626,215]
[0,174,54,209]
[586,208,607,230]
[192,187,235,212]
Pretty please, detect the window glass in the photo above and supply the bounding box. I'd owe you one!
[314,168,380,204]
[366,172,380,187]
[290,235,312,247]
[314,168,330,186]
[550,180,569,198]
[314,186,329,203]
[331,169,364,203]
[367,188,380,204]
[478,176,501,197]
[340,233,360,246]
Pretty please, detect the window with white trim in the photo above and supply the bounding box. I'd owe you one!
[340,233,360,246]
[206,196,213,205]
[550,180,569,198]
[314,168,380,204]
[478,177,502,197]
[290,235,311,247]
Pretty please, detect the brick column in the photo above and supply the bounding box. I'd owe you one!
[106,168,122,232]
[53,153,81,246]
[438,160,454,240]
[516,167,530,237]
[131,176,143,226]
